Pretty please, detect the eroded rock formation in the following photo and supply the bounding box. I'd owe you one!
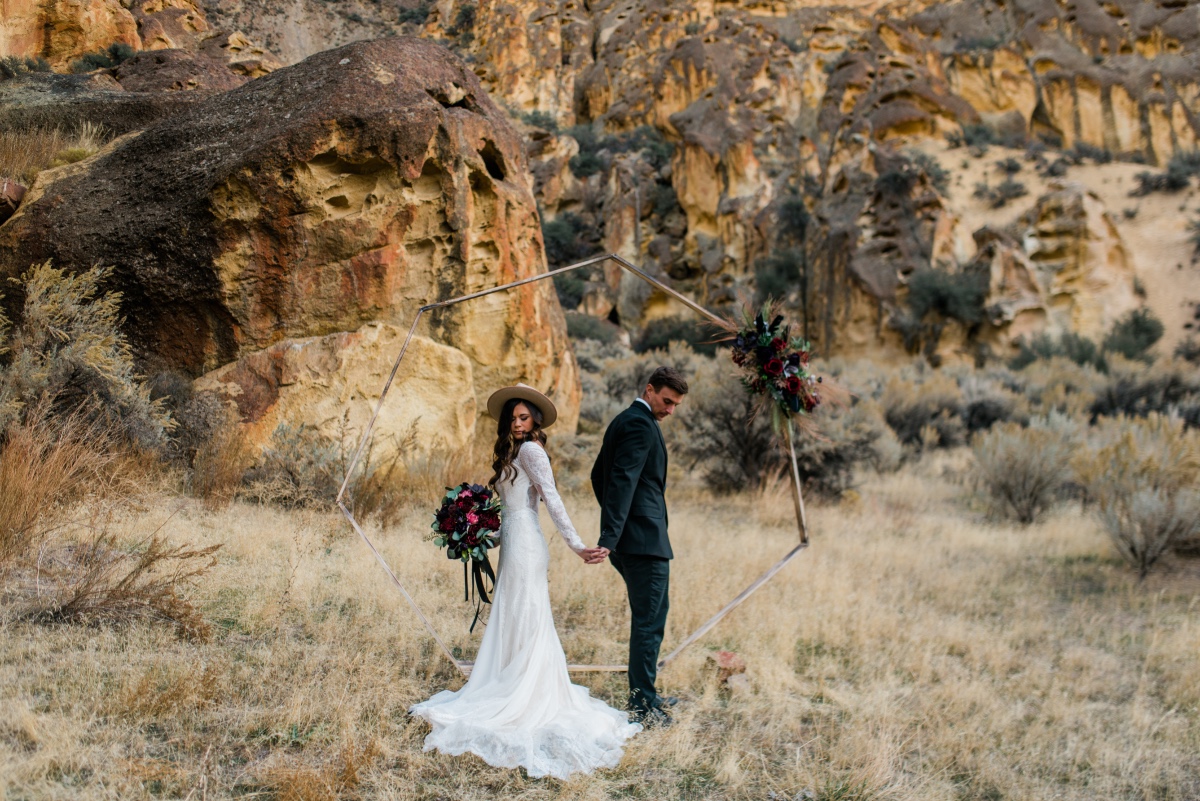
[0,37,580,446]
[195,325,478,455]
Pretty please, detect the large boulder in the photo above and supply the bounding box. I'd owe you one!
[0,36,580,439]
[194,324,478,456]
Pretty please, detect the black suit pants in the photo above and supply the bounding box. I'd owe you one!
[610,552,670,712]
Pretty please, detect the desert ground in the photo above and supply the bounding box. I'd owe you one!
[3,446,1197,801]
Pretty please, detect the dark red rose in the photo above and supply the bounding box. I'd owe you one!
[803,393,818,412]
[771,337,786,352]
[764,358,784,376]
[785,375,802,394]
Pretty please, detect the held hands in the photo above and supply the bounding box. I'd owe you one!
[578,546,610,565]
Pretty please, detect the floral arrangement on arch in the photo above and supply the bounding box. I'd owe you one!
[725,304,826,430]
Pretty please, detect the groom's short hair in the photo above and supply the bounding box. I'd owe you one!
[647,366,688,396]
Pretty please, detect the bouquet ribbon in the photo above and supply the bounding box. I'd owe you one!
[462,554,496,633]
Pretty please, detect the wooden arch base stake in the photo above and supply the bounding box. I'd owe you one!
[335,253,811,676]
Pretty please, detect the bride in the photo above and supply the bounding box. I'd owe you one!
[410,383,641,779]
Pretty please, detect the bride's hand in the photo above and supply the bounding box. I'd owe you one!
[578,546,609,564]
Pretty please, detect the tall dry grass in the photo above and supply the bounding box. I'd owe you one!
[1,447,1197,799]
[0,408,125,562]
[0,122,107,184]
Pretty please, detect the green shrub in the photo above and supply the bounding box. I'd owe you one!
[565,124,674,179]
[542,212,591,267]
[961,384,1021,433]
[881,373,965,448]
[1074,415,1200,577]
[649,183,681,219]
[1009,332,1102,371]
[906,267,987,326]
[777,194,810,242]
[1130,158,1194,195]
[1066,143,1112,164]
[0,56,50,80]
[569,150,604,178]
[1102,308,1163,361]
[1089,356,1200,422]
[790,401,889,498]
[974,178,1028,208]
[674,359,783,493]
[445,2,476,38]
[634,316,719,355]
[243,423,339,507]
[397,3,431,24]
[69,43,136,73]
[754,249,804,306]
[0,261,169,449]
[1175,336,1200,365]
[972,417,1075,524]
[959,123,996,149]
[522,110,558,132]
[675,358,882,498]
[906,150,949,194]
[995,157,1022,176]
[565,311,619,344]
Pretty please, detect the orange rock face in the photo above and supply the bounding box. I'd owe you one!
[0,37,580,438]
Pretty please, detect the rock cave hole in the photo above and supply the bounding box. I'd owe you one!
[426,85,475,110]
[478,140,507,182]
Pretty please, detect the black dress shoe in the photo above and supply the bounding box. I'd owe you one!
[655,696,680,709]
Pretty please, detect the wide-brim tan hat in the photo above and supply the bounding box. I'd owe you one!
[487,383,558,428]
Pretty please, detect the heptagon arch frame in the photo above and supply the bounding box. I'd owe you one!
[336,253,811,676]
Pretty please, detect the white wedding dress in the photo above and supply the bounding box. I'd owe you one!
[410,441,640,779]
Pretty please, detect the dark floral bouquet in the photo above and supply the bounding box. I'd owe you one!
[432,482,503,630]
[729,304,824,429]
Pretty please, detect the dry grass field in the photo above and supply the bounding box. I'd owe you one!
[2,449,1197,801]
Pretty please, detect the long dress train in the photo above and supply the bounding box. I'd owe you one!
[409,442,640,779]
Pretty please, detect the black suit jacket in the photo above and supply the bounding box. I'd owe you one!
[591,400,672,559]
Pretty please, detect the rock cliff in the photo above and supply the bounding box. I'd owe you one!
[5,0,1199,364]
[0,37,580,451]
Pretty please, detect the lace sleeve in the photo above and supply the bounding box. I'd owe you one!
[518,443,586,553]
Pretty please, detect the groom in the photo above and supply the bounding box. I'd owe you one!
[590,366,688,725]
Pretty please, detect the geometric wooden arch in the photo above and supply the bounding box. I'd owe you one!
[335,253,811,676]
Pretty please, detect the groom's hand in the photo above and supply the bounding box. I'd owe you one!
[579,547,609,564]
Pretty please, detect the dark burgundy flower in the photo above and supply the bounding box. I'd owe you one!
[771,337,786,352]
[755,345,774,365]
[731,349,746,366]
[785,375,802,394]
[764,358,784,376]
[439,516,456,533]
[464,533,479,547]
[803,393,818,412]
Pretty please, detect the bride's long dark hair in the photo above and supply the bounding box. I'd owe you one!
[489,398,548,486]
